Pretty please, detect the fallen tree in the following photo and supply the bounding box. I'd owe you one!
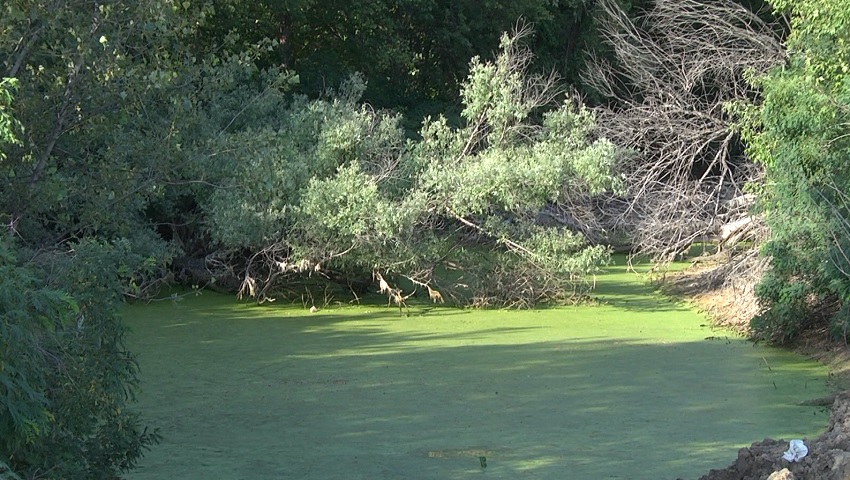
[201,25,622,307]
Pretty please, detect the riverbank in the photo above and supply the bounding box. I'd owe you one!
[663,262,850,479]
[662,263,850,391]
[695,391,850,480]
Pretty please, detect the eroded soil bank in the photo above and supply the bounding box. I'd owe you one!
[696,392,850,480]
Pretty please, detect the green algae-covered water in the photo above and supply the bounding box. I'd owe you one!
[124,263,831,479]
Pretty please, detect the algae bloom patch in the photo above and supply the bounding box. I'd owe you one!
[124,266,830,480]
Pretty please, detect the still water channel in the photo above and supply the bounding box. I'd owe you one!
[124,263,830,479]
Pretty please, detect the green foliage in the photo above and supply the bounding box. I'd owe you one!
[0,5,183,476]
[418,33,621,222]
[771,0,850,89]
[0,461,21,480]
[420,104,619,217]
[202,73,406,248]
[2,0,206,242]
[524,228,612,279]
[0,78,21,162]
[829,301,850,342]
[214,29,621,306]
[0,238,73,454]
[197,0,599,120]
[743,0,850,342]
[0,236,161,479]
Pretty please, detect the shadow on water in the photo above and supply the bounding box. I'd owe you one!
[124,287,830,480]
[593,278,686,313]
[592,258,692,313]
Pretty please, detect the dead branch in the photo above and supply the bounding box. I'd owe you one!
[373,270,392,296]
[584,0,783,263]
[373,270,415,314]
[400,273,445,304]
[447,209,536,257]
[426,284,445,304]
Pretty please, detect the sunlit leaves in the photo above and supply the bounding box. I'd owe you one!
[203,74,407,249]
[772,0,850,90]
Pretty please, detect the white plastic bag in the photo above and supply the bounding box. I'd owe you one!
[782,439,808,462]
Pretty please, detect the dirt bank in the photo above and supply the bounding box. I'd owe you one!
[694,391,850,480]
[663,260,850,479]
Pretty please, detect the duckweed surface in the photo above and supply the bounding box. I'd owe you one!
[125,263,830,479]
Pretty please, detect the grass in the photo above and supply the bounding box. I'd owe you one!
[123,259,831,479]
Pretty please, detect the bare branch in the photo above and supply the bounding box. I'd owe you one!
[584,0,783,262]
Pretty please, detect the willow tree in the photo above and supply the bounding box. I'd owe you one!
[208,26,621,307]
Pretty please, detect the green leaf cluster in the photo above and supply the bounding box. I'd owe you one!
[0,235,162,478]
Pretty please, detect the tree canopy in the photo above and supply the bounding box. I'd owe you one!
[196,0,600,120]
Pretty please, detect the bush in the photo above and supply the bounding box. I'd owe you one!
[0,236,160,479]
[741,0,850,341]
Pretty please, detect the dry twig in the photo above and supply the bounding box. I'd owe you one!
[584,0,782,263]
